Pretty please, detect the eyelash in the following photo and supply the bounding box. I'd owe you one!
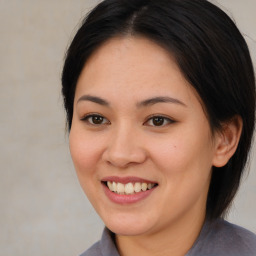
[81,114,110,126]
[144,115,175,127]
[80,114,175,127]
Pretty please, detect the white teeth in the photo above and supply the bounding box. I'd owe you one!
[106,181,156,194]
[134,182,142,193]
[117,182,125,194]
[125,183,134,194]
[112,182,117,192]
[107,181,112,191]
[141,183,147,191]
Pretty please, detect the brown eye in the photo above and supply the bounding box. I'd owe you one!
[82,114,110,125]
[152,117,165,126]
[91,115,104,124]
[145,115,174,127]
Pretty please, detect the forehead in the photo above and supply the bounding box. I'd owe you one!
[85,36,175,67]
[75,36,200,107]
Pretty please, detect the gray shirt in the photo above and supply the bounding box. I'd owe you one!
[80,219,256,256]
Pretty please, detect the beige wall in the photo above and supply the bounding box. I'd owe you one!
[0,1,255,255]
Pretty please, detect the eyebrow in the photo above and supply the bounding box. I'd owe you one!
[77,95,186,108]
[137,96,187,107]
[77,95,110,106]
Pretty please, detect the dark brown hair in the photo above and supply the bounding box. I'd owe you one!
[62,0,255,219]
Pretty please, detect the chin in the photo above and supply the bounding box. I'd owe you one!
[102,212,155,236]
[107,223,151,236]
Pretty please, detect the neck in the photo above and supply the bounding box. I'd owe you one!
[115,211,206,256]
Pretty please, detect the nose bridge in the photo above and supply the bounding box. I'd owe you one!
[103,121,146,167]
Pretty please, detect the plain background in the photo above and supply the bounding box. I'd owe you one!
[0,0,255,255]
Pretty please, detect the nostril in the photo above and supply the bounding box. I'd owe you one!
[101,137,147,168]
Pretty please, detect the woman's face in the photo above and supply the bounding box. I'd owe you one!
[69,36,220,236]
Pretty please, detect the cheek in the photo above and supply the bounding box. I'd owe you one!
[69,128,103,177]
[148,135,194,170]
[149,135,213,217]
[69,128,106,205]
[149,128,214,183]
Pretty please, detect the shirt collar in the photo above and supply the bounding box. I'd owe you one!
[99,227,120,256]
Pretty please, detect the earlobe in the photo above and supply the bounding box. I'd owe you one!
[212,116,243,168]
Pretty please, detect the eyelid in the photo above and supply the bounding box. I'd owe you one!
[143,114,175,127]
[80,113,175,127]
[80,113,110,125]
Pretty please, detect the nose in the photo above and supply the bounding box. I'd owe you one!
[102,124,147,168]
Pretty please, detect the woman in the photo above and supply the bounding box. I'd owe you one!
[62,0,256,255]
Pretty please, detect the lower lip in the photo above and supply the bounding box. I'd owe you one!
[102,183,157,204]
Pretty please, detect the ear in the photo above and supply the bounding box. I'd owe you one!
[212,116,243,168]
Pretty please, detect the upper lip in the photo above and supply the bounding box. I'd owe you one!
[101,176,158,184]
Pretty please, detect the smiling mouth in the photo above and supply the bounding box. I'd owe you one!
[103,181,158,195]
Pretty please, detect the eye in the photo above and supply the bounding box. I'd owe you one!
[81,114,110,125]
[145,115,174,127]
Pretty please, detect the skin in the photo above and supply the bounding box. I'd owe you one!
[69,36,242,256]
